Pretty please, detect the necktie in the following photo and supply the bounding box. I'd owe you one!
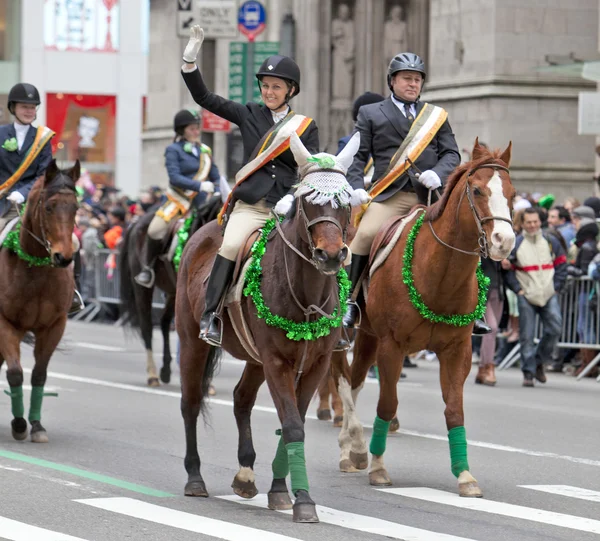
[404,104,414,124]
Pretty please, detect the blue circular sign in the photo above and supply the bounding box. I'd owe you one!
[238,1,266,32]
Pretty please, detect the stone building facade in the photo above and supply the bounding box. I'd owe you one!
[143,0,598,202]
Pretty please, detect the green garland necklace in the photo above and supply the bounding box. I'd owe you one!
[243,217,351,341]
[2,218,53,267]
[173,210,196,272]
[402,212,490,327]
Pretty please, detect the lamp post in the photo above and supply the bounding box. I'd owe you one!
[280,8,296,59]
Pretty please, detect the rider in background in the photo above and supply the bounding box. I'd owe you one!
[180,25,319,346]
[0,82,84,314]
[135,109,220,288]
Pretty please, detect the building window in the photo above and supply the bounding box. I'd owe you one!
[44,0,120,52]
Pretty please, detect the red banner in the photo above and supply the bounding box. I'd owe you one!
[202,111,231,132]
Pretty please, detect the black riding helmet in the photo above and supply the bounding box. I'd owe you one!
[387,53,426,91]
[8,83,41,114]
[173,109,200,134]
[255,55,301,101]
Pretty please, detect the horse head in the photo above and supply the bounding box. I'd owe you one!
[28,159,80,268]
[288,132,360,275]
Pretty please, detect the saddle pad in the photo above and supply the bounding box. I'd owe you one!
[0,216,21,247]
[369,207,424,278]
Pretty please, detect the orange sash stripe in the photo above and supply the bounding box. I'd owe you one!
[217,116,313,225]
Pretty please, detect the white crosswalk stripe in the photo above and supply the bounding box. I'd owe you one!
[75,496,303,541]
[0,516,88,541]
[520,484,600,503]
[378,487,600,535]
[218,494,477,541]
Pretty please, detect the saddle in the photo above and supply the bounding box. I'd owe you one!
[368,205,425,278]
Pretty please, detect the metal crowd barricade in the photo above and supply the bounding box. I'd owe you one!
[71,249,166,324]
[497,276,600,382]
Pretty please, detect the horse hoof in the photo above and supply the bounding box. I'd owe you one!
[160,367,171,384]
[333,415,344,427]
[11,418,28,441]
[316,409,331,421]
[268,491,293,510]
[339,458,359,473]
[292,491,319,523]
[147,377,160,387]
[459,481,483,498]
[184,480,209,497]
[231,477,258,499]
[389,417,400,433]
[349,451,368,470]
[31,430,49,443]
[369,469,392,486]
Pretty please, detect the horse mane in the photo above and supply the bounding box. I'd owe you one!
[425,148,507,222]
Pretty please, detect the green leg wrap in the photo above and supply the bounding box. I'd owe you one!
[448,426,469,478]
[272,436,289,479]
[4,386,24,418]
[286,441,309,494]
[29,385,45,423]
[369,415,390,456]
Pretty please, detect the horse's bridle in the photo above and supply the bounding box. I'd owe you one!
[273,168,351,269]
[427,163,513,258]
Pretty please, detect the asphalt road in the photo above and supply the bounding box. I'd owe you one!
[0,320,598,541]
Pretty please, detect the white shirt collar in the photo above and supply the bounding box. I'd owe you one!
[391,96,416,117]
[271,106,290,123]
[13,122,30,151]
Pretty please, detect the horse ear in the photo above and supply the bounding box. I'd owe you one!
[471,137,485,161]
[44,159,60,184]
[500,141,512,167]
[70,160,81,182]
[337,132,360,173]
[289,132,311,168]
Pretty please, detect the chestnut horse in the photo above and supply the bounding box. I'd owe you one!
[332,140,515,497]
[176,133,359,523]
[0,160,79,443]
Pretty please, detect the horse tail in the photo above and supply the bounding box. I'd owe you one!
[118,224,139,331]
[200,345,222,418]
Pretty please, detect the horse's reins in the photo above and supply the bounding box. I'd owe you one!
[271,168,351,385]
[407,159,512,258]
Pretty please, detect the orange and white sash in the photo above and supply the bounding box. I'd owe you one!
[217,112,313,225]
[157,144,213,222]
[354,103,447,225]
[0,126,55,198]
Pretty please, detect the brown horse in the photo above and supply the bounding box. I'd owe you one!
[332,139,515,496]
[0,160,79,443]
[176,133,359,523]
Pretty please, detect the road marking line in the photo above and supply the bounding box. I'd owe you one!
[0,451,174,498]
[76,497,303,541]
[30,369,600,468]
[0,516,88,541]
[73,342,127,352]
[378,487,600,534]
[219,494,475,541]
[520,485,600,503]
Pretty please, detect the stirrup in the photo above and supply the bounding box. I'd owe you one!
[343,300,362,329]
[134,267,155,289]
[199,313,223,347]
[68,290,85,315]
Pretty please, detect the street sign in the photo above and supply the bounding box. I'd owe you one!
[177,0,195,38]
[228,41,279,104]
[237,1,266,42]
[202,110,231,132]
[198,0,237,39]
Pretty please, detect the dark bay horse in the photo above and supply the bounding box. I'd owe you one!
[176,133,359,523]
[332,140,515,497]
[119,195,221,386]
[0,160,79,443]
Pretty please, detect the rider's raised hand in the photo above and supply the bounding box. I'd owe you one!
[350,188,371,207]
[183,25,204,63]
[418,170,442,190]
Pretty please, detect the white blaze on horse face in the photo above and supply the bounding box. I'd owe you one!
[487,171,515,260]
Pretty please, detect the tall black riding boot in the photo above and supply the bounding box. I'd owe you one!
[69,250,85,315]
[199,255,236,347]
[342,254,370,329]
[134,237,164,288]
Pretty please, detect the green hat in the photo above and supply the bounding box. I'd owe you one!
[538,194,555,209]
